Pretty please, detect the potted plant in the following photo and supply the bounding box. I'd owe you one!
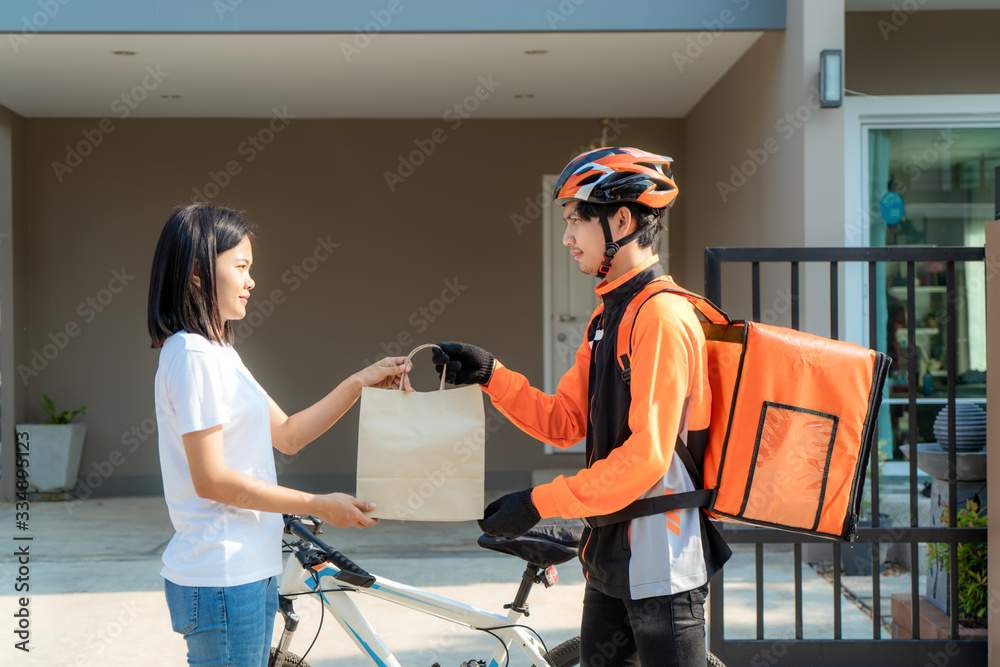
[924,500,988,628]
[891,500,987,639]
[16,394,87,495]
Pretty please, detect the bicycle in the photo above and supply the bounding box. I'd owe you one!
[271,514,725,667]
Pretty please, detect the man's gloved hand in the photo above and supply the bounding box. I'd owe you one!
[478,489,541,540]
[432,342,495,386]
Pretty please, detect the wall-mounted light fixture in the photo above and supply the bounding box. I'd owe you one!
[819,49,843,108]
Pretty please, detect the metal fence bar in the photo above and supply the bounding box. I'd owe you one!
[790,261,800,330]
[833,541,842,639]
[720,640,987,664]
[829,259,846,642]
[830,261,839,341]
[946,260,960,640]
[756,543,764,640]
[794,544,803,639]
[720,527,986,543]
[705,248,722,305]
[704,247,983,263]
[869,260,881,529]
[906,260,921,640]
[868,262,882,639]
[752,262,761,321]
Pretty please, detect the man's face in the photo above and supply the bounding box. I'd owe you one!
[561,202,606,276]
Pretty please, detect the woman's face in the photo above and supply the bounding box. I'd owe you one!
[215,236,254,321]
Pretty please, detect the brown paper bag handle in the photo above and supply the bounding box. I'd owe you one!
[401,344,447,391]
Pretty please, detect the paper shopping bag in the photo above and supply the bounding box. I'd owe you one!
[356,344,485,521]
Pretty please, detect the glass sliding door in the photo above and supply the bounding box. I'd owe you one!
[867,126,996,461]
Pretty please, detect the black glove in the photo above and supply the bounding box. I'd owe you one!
[432,342,495,386]
[478,489,541,539]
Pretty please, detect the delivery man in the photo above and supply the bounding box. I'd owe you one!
[431,147,730,666]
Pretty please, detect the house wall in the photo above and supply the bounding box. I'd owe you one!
[682,0,845,334]
[18,116,683,496]
[0,104,28,503]
[845,10,1000,96]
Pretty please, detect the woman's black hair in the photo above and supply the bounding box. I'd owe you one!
[148,203,255,348]
[576,200,664,249]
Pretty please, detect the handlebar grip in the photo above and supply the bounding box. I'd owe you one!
[325,550,376,588]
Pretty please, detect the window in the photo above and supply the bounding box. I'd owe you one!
[867,126,996,460]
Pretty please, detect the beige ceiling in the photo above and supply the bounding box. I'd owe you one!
[0,32,763,119]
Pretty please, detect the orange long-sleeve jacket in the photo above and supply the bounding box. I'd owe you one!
[483,256,728,599]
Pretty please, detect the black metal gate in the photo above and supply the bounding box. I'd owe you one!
[703,246,988,665]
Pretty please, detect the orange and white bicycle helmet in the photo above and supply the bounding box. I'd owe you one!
[553,147,678,277]
[553,147,678,210]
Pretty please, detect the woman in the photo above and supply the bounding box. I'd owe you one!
[148,203,409,666]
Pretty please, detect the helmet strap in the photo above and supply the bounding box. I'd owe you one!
[596,208,645,279]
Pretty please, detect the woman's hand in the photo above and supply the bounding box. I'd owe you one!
[355,356,414,391]
[312,492,380,529]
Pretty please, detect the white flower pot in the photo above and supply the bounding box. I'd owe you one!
[14,423,87,493]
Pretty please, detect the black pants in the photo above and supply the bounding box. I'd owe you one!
[580,583,708,667]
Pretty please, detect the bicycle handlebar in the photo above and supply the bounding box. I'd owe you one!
[283,515,376,589]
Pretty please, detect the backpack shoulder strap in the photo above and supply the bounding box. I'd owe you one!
[615,277,730,383]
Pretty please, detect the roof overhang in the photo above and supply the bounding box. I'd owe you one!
[0,31,766,118]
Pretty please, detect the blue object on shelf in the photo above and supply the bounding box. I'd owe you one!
[880,191,905,225]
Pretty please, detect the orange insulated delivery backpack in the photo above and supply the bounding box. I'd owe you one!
[608,277,891,542]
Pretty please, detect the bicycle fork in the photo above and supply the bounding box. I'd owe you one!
[271,596,299,667]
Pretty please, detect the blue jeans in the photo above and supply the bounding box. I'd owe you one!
[580,583,708,667]
[165,576,278,667]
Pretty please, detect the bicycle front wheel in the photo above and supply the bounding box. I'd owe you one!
[269,647,311,667]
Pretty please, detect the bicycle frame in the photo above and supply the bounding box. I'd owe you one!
[277,547,553,667]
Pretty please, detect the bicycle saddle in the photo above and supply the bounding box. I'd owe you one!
[477,523,584,567]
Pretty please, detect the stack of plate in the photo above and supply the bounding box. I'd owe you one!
[932,403,987,451]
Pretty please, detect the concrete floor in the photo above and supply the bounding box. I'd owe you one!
[1,496,909,666]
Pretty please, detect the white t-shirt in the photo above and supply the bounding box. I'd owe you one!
[155,331,283,587]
